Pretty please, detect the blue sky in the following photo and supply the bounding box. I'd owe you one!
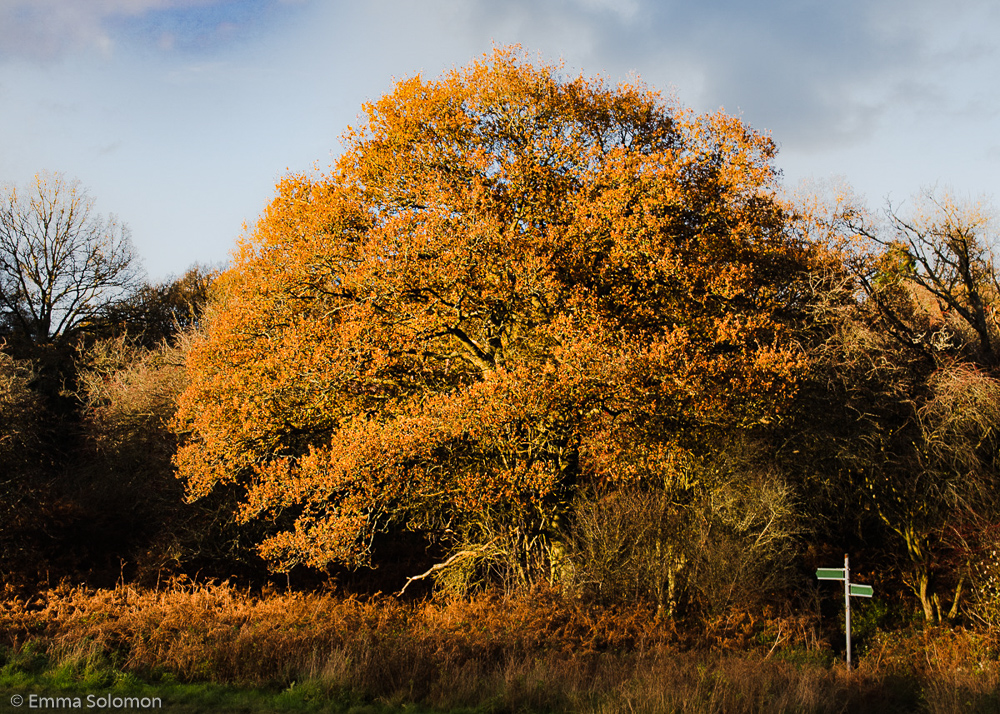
[1,0,998,280]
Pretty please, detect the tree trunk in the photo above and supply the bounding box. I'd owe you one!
[917,570,935,622]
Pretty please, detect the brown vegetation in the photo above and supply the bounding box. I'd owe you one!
[2,581,999,713]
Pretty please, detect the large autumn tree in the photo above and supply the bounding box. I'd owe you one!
[174,48,809,576]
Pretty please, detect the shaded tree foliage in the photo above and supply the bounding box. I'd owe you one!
[91,265,216,348]
[569,439,798,619]
[0,350,48,576]
[0,264,229,587]
[785,187,1000,622]
[69,332,266,583]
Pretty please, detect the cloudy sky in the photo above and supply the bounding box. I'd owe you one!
[1,0,998,280]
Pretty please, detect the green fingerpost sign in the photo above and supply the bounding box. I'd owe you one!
[816,568,845,580]
[816,555,874,670]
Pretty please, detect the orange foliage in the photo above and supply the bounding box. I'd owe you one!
[0,582,668,683]
[173,47,808,570]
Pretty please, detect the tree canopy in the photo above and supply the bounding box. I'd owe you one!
[174,48,810,573]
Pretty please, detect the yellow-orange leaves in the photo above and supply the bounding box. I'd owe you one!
[173,47,807,571]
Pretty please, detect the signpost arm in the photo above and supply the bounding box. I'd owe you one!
[844,554,851,671]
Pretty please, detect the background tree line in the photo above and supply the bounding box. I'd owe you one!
[4,50,1000,632]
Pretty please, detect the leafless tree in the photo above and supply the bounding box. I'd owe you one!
[831,188,1000,366]
[0,172,142,344]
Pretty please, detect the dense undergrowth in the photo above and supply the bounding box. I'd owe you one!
[2,581,999,713]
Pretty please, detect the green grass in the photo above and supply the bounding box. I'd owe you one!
[0,678,449,713]
[0,647,446,714]
[0,682,441,714]
[4,639,1000,714]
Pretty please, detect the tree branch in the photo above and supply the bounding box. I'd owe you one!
[396,540,498,596]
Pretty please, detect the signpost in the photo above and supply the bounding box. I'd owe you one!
[816,554,873,670]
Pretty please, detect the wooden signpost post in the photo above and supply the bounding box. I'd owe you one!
[816,554,873,670]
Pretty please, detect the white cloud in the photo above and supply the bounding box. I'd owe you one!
[444,0,1000,152]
